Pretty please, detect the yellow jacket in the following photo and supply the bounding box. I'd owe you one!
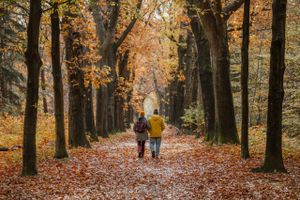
[148,115,165,138]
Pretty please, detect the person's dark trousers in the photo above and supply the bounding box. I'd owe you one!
[137,141,145,158]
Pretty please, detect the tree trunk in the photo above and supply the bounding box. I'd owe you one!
[188,9,216,141]
[183,31,196,109]
[22,0,42,176]
[107,45,117,132]
[251,44,263,126]
[91,0,120,136]
[212,37,239,144]
[115,50,130,132]
[168,75,177,124]
[64,12,90,148]
[0,20,3,107]
[241,0,250,159]
[85,83,98,141]
[40,68,48,113]
[114,95,124,131]
[94,43,116,138]
[257,0,287,172]
[174,34,186,127]
[125,104,133,128]
[0,39,6,108]
[51,3,68,158]
[188,0,240,144]
[153,70,164,117]
[125,67,134,129]
[174,35,186,127]
[95,52,109,138]
[191,68,199,104]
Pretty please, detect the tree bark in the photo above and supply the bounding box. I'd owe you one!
[188,8,216,141]
[91,0,142,135]
[40,68,48,113]
[96,86,109,137]
[250,44,263,126]
[114,94,122,131]
[125,103,134,128]
[107,45,117,132]
[64,11,90,148]
[95,53,109,137]
[90,0,119,137]
[256,0,287,172]
[174,34,186,127]
[115,50,130,132]
[212,34,239,144]
[168,74,177,124]
[85,83,98,141]
[183,31,196,109]
[22,0,42,176]
[189,0,240,144]
[125,68,134,128]
[241,0,250,159]
[191,67,199,104]
[0,37,6,108]
[51,3,68,158]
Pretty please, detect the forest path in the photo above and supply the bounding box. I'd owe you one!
[1,126,300,199]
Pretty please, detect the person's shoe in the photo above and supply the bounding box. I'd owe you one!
[138,152,142,158]
[151,151,155,158]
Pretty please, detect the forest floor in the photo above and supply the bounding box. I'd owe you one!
[0,116,300,199]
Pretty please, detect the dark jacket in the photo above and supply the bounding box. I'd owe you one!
[134,117,150,141]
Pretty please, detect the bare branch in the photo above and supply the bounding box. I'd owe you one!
[115,0,143,48]
[222,0,244,19]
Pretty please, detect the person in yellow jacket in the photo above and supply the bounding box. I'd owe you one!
[148,109,165,158]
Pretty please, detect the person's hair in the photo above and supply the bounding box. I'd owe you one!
[153,109,159,115]
[140,111,145,117]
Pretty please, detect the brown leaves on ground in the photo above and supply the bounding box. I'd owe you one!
[1,126,300,199]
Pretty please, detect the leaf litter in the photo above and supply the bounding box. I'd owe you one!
[0,127,300,199]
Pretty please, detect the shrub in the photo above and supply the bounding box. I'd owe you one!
[181,104,205,134]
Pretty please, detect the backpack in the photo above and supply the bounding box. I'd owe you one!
[134,119,147,133]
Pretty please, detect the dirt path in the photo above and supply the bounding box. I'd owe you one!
[1,126,300,199]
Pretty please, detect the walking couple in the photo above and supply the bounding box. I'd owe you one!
[133,109,165,159]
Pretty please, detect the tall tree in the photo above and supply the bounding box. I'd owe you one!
[187,6,216,141]
[64,6,90,148]
[255,0,287,172]
[241,0,250,159]
[51,2,68,158]
[22,0,42,176]
[110,0,142,132]
[91,0,120,137]
[174,33,186,127]
[188,0,243,144]
[91,0,143,135]
[0,1,26,113]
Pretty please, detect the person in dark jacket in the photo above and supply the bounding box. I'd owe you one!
[133,111,150,158]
